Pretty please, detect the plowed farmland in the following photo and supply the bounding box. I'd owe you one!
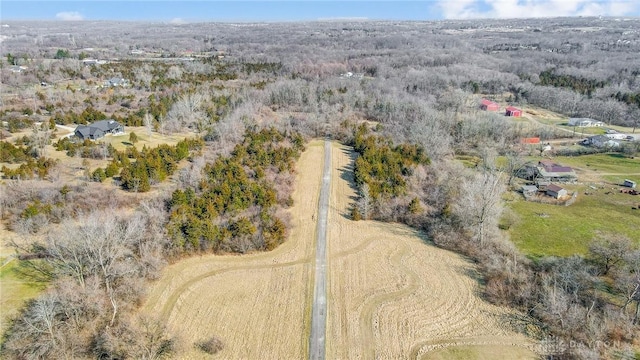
[143,141,537,359]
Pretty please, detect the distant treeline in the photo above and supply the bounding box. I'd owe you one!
[538,69,607,96]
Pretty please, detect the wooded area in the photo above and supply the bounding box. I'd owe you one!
[1,16,639,359]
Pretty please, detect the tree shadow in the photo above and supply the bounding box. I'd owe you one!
[337,146,360,220]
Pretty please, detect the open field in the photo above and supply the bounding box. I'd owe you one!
[143,141,537,359]
[553,153,640,178]
[142,140,325,358]
[98,126,195,152]
[508,191,640,257]
[519,105,638,138]
[326,143,537,359]
[509,153,640,258]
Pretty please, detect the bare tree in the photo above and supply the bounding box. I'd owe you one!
[356,183,372,220]
[589,232,633,276]
[164,92,209,132]
[454,170,505,245]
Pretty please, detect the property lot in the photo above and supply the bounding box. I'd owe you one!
[142,140,325,359]
[143,141,537,359]
[508,153,640,258]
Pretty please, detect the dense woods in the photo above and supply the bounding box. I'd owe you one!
[1,16,640,359]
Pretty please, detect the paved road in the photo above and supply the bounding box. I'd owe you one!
[309,139,331,360]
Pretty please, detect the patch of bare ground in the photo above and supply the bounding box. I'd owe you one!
[326,143,538,359]
[142,140,326,359]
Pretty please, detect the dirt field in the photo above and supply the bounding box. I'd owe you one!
[142,141,538,359]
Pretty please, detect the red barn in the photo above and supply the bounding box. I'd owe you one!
[480,99,499,111]
[505,106,522,117]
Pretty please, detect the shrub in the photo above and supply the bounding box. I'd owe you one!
[195,336,224,355]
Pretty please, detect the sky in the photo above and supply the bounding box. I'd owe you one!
[1,0,639,22]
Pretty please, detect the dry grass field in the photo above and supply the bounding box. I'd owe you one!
[142,141,538,359]
[325,143,537,359]
[142,140,326,359]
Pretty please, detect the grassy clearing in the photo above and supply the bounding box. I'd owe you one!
[0,258,47,336]
[421,345,537,360]
[99,127,195,152]
[508,152,640,258]
[553,153,640,174]
[508,189,640,258]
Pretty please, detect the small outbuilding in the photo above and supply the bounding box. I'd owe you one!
[480,99,499,111]
[624,179,637,189]
[521,137,541,144]
[546,184,568,199]
[505,106,522,117]
[521,185,539,196]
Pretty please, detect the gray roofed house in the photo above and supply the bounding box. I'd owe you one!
[104,77,129,87]
[74,119,124,140]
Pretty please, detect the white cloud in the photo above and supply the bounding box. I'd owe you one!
[169,18,186,24]
[437,0,639,19]
[55,11,84,21]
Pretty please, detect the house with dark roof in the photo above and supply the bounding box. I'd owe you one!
[74,120,124,140]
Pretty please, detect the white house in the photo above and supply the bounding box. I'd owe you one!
[583,135,620,148]
[568,118,605,127]
[606,133,626,140]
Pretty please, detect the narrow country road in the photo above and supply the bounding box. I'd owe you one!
[309,139,331,360]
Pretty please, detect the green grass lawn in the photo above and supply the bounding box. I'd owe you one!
[0,258,47,336]
[422,345,537,360]
[554,153,640,174]
[507,190,640,258]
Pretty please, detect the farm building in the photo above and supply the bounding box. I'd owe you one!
[533,160,577,183]
[521,137,541,144]
[546,184,568,199]
[521,185,538,196]
[624,179,637,188]
[480,99,499,111]
[568,118,605,127]
[505,106,522,117]
[75,119,124,141]
[606,133,626,140]
[582,135,620,148]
